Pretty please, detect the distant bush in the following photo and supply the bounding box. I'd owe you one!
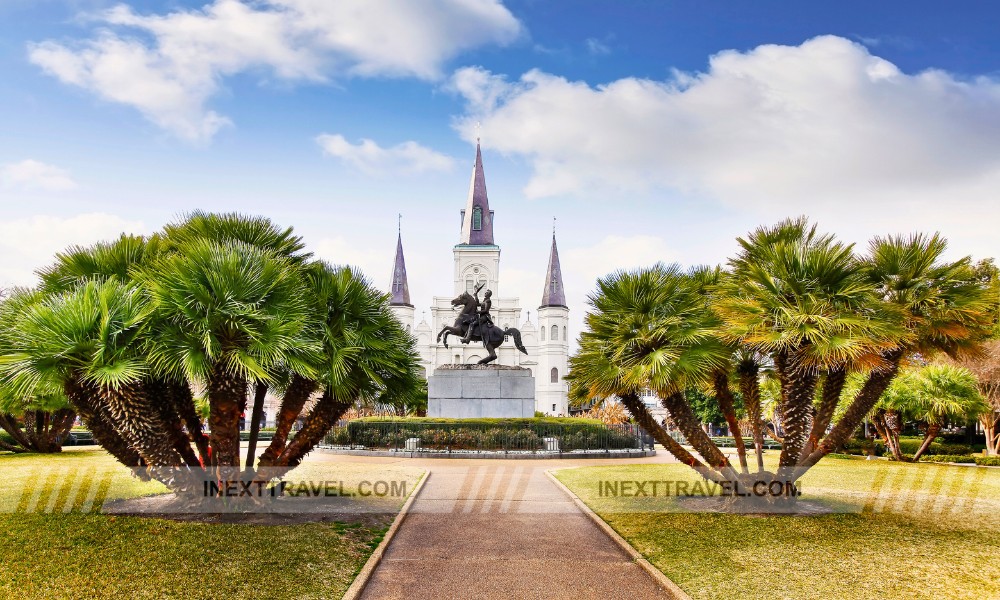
[974,456,1000,467]
[917,454,976,464]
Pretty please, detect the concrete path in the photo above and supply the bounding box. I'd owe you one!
[357,461,676,599]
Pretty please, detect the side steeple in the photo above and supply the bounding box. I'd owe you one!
[540,233,567,308]
[389,231,412,307]
[459,142,495,245]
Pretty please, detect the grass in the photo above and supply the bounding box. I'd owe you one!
[555,456,1000,600]
[1,447,424,599]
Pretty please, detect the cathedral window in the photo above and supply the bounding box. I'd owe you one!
[551,325,558,341]
[563,326,567,340]
[540,327,545,341]
[472,206,483,231]
[550,367,559,383]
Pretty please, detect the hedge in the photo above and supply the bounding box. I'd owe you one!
[324,419,642,451]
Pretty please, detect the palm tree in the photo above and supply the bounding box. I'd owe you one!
[802,233,994,467]
[0,281,166,466]
[142,238,314,467]
[260,265,423,468]
[568,264,735,482]
[716,218,901,471]
[876,364,987,461]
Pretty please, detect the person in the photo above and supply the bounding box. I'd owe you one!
[463,288,494,343]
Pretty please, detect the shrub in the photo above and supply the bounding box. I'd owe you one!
[974,456,1000,467]
[917,454,976,464]
[896,438,973,456]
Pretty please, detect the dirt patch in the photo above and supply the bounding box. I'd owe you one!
[102,494,397,526]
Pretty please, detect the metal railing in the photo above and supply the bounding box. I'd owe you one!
[322,420,652,454]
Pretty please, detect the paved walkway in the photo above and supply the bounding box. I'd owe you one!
[355,458,677,599]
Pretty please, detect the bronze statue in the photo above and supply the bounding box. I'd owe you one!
[462,287,494,343]
[437,285,527,365]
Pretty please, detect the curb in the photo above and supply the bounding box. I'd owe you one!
[342,470,430,600]
[545,470,692,600]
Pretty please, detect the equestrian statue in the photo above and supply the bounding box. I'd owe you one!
[436,283,528,365]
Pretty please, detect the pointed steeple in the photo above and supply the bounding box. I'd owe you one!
[540,233,567,308]
[459,142,495,245]
[389,232,412,307]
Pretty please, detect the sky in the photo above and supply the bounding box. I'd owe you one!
[2,0,999,350]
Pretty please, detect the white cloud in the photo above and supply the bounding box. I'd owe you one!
[0,213,148,287]
[316,134,455,175]
[0,160,77,192]
[450,36,1000,260]
[585,37,611,56]
[29,0,522,142]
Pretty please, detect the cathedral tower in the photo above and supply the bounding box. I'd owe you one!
[536,232,569,415]
[389,230,415,333]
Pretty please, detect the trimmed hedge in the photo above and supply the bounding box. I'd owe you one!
[841,437,973,457]
[324,419,642,452]
[352,416,605,426]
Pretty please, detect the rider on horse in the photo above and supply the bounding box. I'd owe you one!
[462,287,494,344]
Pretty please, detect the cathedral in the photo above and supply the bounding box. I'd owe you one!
[386,143,570,416]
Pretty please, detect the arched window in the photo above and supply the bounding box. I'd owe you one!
[540,327,546,341]
[551,325,558,341]
[472,206,483,231]
[550,367,559,383]
[563,326,567,341]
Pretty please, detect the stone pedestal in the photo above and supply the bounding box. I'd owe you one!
[427,364,536,418]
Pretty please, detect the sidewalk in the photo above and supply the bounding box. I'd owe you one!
[357,461,678,599]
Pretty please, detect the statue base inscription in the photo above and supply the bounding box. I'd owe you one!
[427,364,536,418]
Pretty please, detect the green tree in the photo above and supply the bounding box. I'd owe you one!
[874,364,987,460]
[0,213,422,489]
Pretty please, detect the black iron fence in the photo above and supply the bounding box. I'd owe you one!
[322,420,653,454]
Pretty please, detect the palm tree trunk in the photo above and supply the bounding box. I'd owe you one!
[141,378,201,467]
[802,367,846,458]
[776,352,820,468]
[206,365,246,467]
[245,382,268,468]
[101,380,185,466]
[660,390,733,472]
[713,370,748,473]
[273,389,351,468]
[800,348,904,469]
[873,408,909,462]
[45,409,76,452]
[982,412,999,456]
[618,393,723,482]
[0,413,34,450]
[258,374,317,466]
[164,379,209,464]
[912,422,942,461]
[738,363,765,472]
[65,377,143,467]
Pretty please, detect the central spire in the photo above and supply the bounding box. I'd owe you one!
[459,142,494,245]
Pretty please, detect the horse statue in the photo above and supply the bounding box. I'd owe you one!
[436,288,528,365]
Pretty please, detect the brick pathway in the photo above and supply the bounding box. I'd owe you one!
[358,462,676,599]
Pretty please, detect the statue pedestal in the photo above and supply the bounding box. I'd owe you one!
[427,364,535,418]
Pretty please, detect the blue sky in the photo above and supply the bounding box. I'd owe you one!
[2,1,1000,346]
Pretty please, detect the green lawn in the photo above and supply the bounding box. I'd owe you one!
[555,457,1000,600]
[1,448,424,599]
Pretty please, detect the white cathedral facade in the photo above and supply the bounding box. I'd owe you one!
[386,144,570,416]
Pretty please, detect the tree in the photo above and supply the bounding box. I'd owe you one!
[567,219,995,507]
[0,289,76,453]
[874,364,987,461]
[0,213,422,491]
